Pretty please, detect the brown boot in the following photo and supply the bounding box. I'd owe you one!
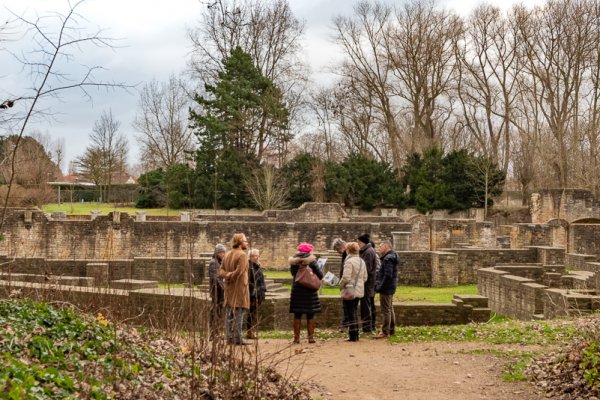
[293,319,301,344]
[247,329,257,339]
[307,319,316,344]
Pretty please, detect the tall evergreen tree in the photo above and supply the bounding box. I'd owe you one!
[190,47,289,209]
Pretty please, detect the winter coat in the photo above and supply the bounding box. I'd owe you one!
[208,255,224,300]
[339,255,368,299]
[249,261,267,305]
[219,248,250,309]
[359,243,378,298]
[375,250,399,296]
[289,253,324,315]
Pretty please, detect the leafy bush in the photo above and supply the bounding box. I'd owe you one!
[0,299,311,399]
[582,341,600,390]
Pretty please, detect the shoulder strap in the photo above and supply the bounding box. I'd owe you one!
[352,260,364,287]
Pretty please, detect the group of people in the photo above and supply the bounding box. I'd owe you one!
[208,231,399,345]
[332,234,399,342]
[208,233,266,345]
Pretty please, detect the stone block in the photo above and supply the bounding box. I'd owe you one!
[86,263,109,286]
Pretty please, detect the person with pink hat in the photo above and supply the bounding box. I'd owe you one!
[289,242,324,344]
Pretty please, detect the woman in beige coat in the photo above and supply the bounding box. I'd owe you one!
[220,233,250,345]
[339,242,368,342]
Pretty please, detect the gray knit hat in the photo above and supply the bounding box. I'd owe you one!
[215,244,227,253]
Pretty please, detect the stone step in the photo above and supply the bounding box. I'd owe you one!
[110,279,159,290]
[532,313,545,320]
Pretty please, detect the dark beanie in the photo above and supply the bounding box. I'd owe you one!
[357,234,370,244]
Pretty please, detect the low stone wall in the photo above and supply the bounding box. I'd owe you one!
[477,267,547,319]
[0,280,490,330]
[398,251,432,286]
[566,253,598,269]
[452,248,537,283]
[478,265,599,320]
[544,289,600,319]
[0,246,566,289]
[0,256,207,285]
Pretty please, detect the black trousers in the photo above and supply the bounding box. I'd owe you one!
[360,296,376,333]
[343,298,360,341]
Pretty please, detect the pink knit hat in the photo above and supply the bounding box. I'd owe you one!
[297,242,314,253]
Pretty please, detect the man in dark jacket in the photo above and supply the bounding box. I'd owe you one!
[375,240,398,338]
[357,233,377,333]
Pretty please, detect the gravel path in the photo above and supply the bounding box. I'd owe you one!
[254,338,547,400]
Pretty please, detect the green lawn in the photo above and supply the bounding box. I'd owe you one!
[264,270,291,279]
[321,285,477,304]
[266,271,479,303]
[396,284,478,303]
[276,282,478,304]
[42,202,184,216]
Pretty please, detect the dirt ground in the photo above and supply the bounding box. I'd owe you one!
[253,338,547,400]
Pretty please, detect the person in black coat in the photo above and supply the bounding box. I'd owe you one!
[246,248,267,339]
[289,242,324,344]
[357,233,378,333]
[375,240,399,338]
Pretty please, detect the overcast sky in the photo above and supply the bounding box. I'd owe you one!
[1,0,544,174]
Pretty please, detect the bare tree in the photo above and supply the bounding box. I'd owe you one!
[306,86,340,162]
[456,4,520,176]
[332,2,402,167]
[514,0,596,187]
[0,0,130,231]
[133,75,194,171]
[77,110,128,203]
[386,0,463,151]
[244,164,288,210]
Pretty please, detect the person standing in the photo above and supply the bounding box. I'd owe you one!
[219,233,250,345]
[375,240,399,338]
[208,243,226,337]
[339,242,368,342]
[246,248,266,340]
[332,238,349,332]
[357,233,377,333]
[289,242,324,344]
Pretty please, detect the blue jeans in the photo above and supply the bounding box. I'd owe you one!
[225,307,246,344]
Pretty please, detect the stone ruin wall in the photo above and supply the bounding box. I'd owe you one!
[568,223,600,257]
[530,189,600,223]
[1,209,416,268]
[0,200,575,288]
[1,206,513,271]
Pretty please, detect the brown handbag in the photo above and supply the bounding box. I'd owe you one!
[295,265,321,290]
